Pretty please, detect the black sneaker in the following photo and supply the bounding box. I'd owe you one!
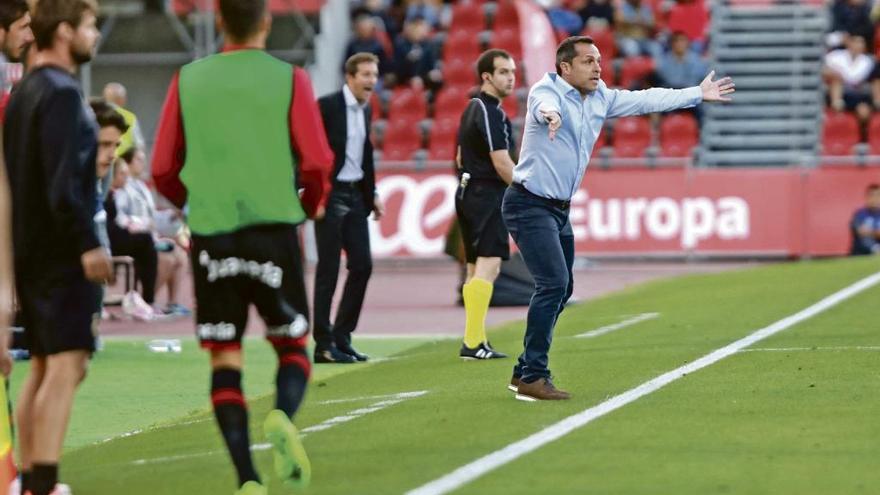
[459,342,507,360]
[314,346,356,364]
[337,343,369,362]
[485,341,508,358]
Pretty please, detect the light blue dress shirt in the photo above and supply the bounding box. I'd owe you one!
[513,73,703,201]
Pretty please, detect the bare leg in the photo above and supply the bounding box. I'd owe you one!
[15,355,47,471]
[156,252,174,306]
[31,350,89,463]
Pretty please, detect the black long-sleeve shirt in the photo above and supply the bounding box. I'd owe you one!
[3,65,100,272]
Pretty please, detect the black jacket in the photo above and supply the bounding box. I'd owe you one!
[317,90,377,214]
[3,66,100,272]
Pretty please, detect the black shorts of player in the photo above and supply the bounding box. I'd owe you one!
[191,223,310,351]
[15,264,101,356]
[455,179,511,263]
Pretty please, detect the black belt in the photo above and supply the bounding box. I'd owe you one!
[511,182,570,210]
[335,180,362,189]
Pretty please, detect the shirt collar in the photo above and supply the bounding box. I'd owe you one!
[222,44,262,53]
[479,90,501,107]
[547,72,581,98]
[343,84,367,110]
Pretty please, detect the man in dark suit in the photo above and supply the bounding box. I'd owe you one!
[314,52,384,363]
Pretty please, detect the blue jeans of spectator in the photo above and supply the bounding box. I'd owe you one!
[502,186,575,384]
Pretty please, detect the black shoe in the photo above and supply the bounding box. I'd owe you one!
[337,343,369,362]
[459,342,507,360]
[314,346,356,364]
[485,341,508,358]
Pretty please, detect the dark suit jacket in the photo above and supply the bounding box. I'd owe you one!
[317,90,377,215]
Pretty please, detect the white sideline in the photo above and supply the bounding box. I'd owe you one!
[741,346,880,352]
[574,312,660,338]
[130,390,428,466]
[406,271,880,495]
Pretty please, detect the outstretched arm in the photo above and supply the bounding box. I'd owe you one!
[700,71,735,103]
[606,72,734,118]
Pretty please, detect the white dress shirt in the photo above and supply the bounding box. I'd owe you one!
[337,84,368,182]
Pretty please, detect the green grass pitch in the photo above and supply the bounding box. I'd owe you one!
[8,257,880,494]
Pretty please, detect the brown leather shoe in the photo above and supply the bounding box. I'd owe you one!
[507,375,521,393]
[515,377,571,401]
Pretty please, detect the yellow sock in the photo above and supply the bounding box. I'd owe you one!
[462,278,493,348]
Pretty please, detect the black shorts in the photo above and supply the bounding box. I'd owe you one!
[191,224,310,351]
[16,264,101,356]
[455,180,510,263]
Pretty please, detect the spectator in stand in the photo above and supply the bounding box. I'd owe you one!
[405,0,441,30]
[105,159,160,321]
[615,0,661,59]
[103,82,146,159]
[828,0,873,49]
[346,14,390,76]
[392,15,441,89]
[655,32,707,89]
[353,0,400,37]
[544,0,585,37]
[118,146,191,316]
[666,0,709,54]
[578,0,615,30]
[824,34,874,126]
[850,183,880,255]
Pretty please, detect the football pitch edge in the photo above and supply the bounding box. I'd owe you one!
[56,257,880,494]
[408,270,880,494]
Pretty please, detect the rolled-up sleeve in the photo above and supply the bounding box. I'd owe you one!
[529,84,562,125]
[606,86,702,118]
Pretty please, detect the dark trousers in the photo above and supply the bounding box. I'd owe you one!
[313,183,373,348]
[501,186,574,383]
[109,231,158,304]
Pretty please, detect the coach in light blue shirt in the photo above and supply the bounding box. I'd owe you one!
[503,36,735,401]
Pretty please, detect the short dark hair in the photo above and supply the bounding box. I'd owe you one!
[31,0,98,51]
[345,52,379,76]
[868,183,880,194]
[119,146,137,164]
[555,35,594,74]
[476,49,512,83]
[90,99,129,134]
[0,0,28,31]
[219,0,267,42]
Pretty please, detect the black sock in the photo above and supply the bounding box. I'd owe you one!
[30,464,57,495]
[20,470,32,493]
[274,345,310,417]
[211,368,259,487]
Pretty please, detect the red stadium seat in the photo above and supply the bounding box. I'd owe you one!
[493,0,519,31]
[443,29,483,64]
[822,110,860,156]
[600,58,615,87]
[434,87,473,120]
[869,113,880,155]
[443,58,478,90]
[591,129,607,158]
[612,116,652,158]
[490,27,523,60]
[501,96,520,119]
[619,56,655,90]
[450,2,486,33]
[428,116,460,160]
[382,119,423,161]
[369,90,383,118]
[387,87,428,127]
[659,112,699,158]
[875,24,880,58]
[581,26,616,61]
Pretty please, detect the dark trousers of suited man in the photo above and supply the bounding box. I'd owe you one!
[312,53,384,363]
